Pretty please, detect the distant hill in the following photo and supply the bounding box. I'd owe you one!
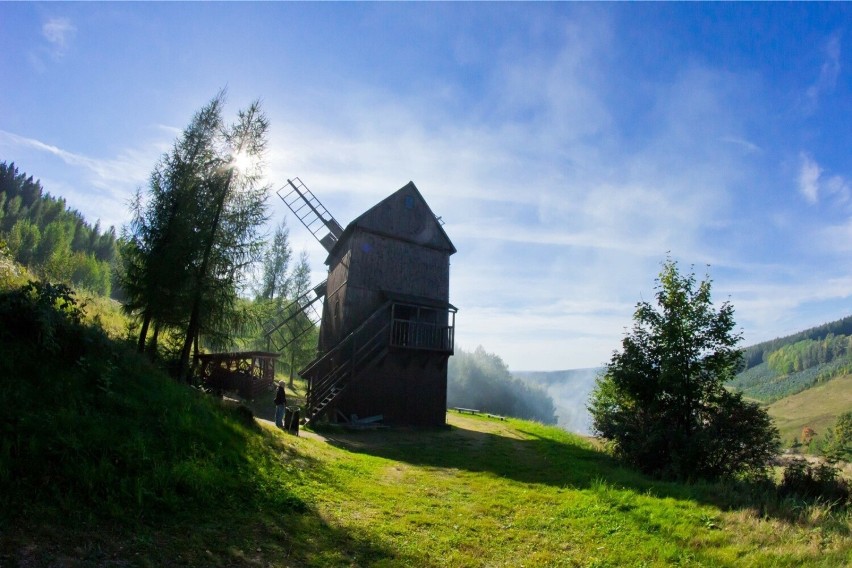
[767,373,852,445]
[729,315,852,403]
[0,161,119,297]
[726,315,852,449]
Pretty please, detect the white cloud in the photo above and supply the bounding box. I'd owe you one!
[0,130,162,228]
[797,152,852,209]
[0,130,152,190]
[820,218,852,253]
[798,152,822,203]
[255,21,783,370]
[804,33,841,115]
[720,136,762,154]
[42,17,76,58]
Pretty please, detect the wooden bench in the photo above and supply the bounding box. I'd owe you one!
[453,407,481,415]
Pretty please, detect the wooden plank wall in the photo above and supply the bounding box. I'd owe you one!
[335,355,448,426]
[354,184,454,253]
[350,230,449,297]
[319,249,351,352]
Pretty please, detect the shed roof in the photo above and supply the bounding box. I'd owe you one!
[326,182,456,263]
[197,351,280,362]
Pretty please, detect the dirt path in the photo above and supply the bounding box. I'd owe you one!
[255,411,515,447]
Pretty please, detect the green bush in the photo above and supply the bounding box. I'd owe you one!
[778,459,850,507]
[590,259,780,481]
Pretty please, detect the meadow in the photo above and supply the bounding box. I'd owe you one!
[767,373,852,447]
[4,404,851,567]
[1,270,850,566]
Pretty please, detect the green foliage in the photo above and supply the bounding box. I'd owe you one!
[730,354,852,402]
[741,314,852,369]
[258,219,292,301]
[778,459,850,507]
[448,345,557,423]
[120,92,271,378]
[0,162,117,297]
[590,258,780,480]
[819,411,852,462]
[766,335,851,375]
[0,279,305,525]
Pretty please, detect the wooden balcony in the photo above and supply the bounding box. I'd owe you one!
[388,302,456,354]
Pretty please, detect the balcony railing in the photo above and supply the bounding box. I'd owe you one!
[389,302,455,354]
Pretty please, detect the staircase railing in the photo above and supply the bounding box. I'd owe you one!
[302,301,393,423]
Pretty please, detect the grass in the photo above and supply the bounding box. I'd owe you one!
[2,275,852,566]
[5,405,852,566]
[767,373,852,446]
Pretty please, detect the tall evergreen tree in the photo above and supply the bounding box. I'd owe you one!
[120,93,270,379]
[0,161,118,295]
[259,220,292,301]
[120,94,224,353]
[285,251,316,387]
[175,98,270,381]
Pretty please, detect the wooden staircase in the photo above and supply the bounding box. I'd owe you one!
[302,301,392,424]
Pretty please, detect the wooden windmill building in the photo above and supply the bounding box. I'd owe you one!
[267,178,457,427]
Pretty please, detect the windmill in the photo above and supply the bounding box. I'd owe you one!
[261,178,340,354]
[266,177,457,427]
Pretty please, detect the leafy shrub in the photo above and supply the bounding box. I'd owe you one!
[590,259,780,481]
[0,280,88,358]
[778,459,850,507]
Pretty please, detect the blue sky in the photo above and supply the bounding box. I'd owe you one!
[2,3,852,371]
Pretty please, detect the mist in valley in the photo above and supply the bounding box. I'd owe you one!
[512,368,603,436]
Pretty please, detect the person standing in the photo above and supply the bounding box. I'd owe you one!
[274,382,287,428]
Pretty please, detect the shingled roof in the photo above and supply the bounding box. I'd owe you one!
[326,181,456,262]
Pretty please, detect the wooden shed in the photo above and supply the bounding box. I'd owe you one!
[298,182,457,426]
[197,351,278,400]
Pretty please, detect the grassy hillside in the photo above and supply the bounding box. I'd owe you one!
[767,373,852,446]
[1,276,851,566]
[5,410,852,566]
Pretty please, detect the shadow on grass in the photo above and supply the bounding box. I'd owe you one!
[316,414,845,530]
[0,420,433,568]
[0,501,433,568]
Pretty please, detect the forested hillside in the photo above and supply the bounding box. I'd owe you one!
[448,346,557,424]
[0,162,118,296]
[742,315,852,368]
[730,315,852,402]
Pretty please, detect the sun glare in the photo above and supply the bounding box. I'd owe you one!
[231,150,255,173]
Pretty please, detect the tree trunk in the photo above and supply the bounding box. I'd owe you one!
[178,172,231,383]
[137,310,151,354]
[146,322,160,357]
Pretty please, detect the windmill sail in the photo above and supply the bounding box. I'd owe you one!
[263,280,327,352]
[277,178,343,252]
